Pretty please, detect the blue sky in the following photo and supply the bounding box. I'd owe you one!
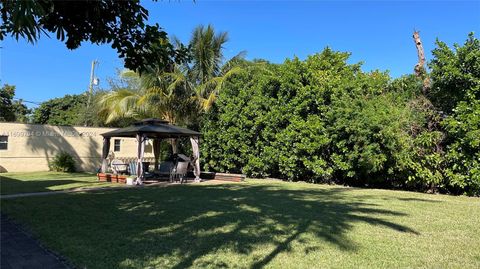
[1,1,479,107]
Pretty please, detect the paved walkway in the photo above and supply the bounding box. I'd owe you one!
[1,214,69,269]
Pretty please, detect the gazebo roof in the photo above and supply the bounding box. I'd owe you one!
[101,118,201,138]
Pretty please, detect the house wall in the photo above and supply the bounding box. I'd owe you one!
[0,123,155,173]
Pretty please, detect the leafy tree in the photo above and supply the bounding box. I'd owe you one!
[0,84,31,122]
[429,33,480,114]
[202,49,397,183]
[429,33,480,195]
[12,99,31,123]
[201,44,479,195]
[442,100,480,195]
[201,63,279,177]
[0,0,188,72]
[32,93,91,126]
[0,84,17,121]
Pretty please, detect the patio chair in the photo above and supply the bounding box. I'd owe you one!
[156,161,174,179]
[170,161,189,184]
[111,159,128,174]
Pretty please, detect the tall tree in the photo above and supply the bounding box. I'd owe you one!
[0,84,30,122]
[429,33,480,114]
[0,0,188,72]
[189,25,229,84]
[98,68,197,125]
[98,24,247,125]
[429,33,480,195]
[32,93,105,126]
[186,24,246,111]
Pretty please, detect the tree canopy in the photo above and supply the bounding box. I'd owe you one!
[0,0,188,72]
[201,33,480,196]
[0,84,30,122]
[32,93,105,126]
[97,24,246,125]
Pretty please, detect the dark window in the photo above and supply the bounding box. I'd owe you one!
[114,139,121,152]
[0,136,7,150]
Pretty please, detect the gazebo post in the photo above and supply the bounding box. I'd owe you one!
[190,136,201,182]
[135,133,146,185]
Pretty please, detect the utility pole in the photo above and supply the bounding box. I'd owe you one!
[84,60,99,126]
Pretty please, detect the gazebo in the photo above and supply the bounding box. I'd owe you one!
[100,118,202,185]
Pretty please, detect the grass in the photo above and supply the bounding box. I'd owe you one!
[0,172,119,195]
[1,179,479,268]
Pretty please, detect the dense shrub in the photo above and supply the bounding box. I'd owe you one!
[429,33,480,195]
[49,151,76,172]
[202,49,416,186]
[201,34,480,196]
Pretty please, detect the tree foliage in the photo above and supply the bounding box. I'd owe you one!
[98,68,197,125]
[202,34,480,196]
[0,84,31,122]
[32,93,104,126]
[98,24,246,126]
[430,33,480,195]
[0,0,188,72]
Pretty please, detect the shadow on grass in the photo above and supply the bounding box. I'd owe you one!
[2,183,420,268]
[0,174,99,195]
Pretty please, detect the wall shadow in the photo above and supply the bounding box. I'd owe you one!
[23,125,101,172]
[5,183,420,268]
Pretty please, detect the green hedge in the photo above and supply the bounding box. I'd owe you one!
[201,35,480,195]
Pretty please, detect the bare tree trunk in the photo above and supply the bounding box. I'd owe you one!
[413,31,430,93]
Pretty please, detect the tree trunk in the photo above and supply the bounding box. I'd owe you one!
[413,31,431,93]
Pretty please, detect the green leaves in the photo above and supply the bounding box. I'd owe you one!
[32,94,90,126]
[201,35,480,195]
[0,84,31,123]
[429,32,480,113]
[0,1,186,73]
[443,100,480,195]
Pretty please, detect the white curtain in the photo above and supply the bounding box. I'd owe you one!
[135,134,146,185]
[101,138,110,173]
[171,138,178,154]
[153,138,161,171]
[190,136,201,182]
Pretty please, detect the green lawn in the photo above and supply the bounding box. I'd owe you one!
[0,172,118,195]
[1,179,479,268]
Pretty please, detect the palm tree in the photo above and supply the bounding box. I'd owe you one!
[98,24,248,125]
[185,24,247,111]
[98,68,197,125]
[189,24,228,84]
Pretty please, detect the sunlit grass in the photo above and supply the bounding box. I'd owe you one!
[1,179,479,268]
[0,171,119,195]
